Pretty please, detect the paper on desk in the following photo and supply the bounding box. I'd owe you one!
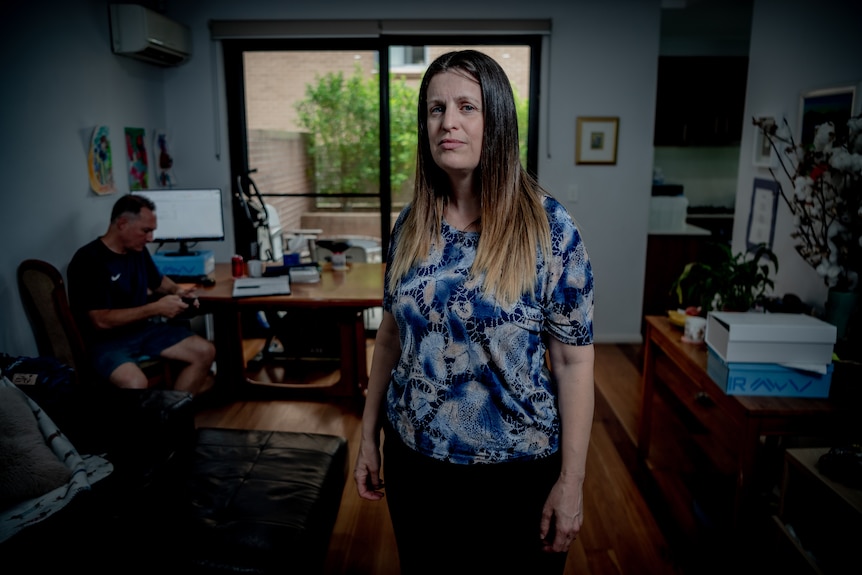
[777,362,829,375]
[232,276,291,297]
[288,266,320,283]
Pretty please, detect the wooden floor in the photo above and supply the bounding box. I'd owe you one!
[193,343,763,574]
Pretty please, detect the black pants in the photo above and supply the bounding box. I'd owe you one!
[383,428,568,575]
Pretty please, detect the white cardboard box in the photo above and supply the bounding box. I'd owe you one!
[705,312,837,364]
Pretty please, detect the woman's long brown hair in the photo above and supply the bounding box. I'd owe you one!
[389,50,551,307]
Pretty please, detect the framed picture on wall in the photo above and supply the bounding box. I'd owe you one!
[575,116,619,165]
[798,86,856,150]
[752,116,778,167]
[746,178,780,251]
[88,125,116,195]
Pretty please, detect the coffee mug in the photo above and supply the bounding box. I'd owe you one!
[683,315,707,343]
[331,252,347,271]
[247,259,263,278]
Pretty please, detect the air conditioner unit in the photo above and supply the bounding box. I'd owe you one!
[109,4,191,67]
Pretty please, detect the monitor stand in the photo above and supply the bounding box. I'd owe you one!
[164,241,198,257]
[152,246,215,285]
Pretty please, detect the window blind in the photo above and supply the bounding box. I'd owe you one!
[209,19,551,40]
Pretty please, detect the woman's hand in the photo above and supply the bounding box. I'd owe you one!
[354,436,385,501]
[354,311,400,501]
[539,474,585,553]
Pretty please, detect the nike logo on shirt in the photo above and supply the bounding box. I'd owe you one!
[111,274,121,281]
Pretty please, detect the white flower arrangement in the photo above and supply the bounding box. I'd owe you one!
[754,114,862,292]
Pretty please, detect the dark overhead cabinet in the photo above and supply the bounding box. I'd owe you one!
[654,56,748,146]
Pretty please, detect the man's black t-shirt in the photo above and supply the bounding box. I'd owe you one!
[67,239,163,342]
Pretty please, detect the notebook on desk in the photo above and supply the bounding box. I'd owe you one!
[232,276,291,297]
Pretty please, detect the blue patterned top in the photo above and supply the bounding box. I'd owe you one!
[384,195,594,464]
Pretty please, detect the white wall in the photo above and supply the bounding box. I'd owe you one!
[6,0,857,360]
[654,147,740,208]
[0,0,663,358]
[166,0,663,344]
[0,0,171,356]
[733,0,862,311]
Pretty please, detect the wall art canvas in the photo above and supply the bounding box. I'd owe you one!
[746,178,780,250]
[125,127,149,190]
[153,130,175,188]
[798,86,856,150]
[88,125,116,195]
[752,116,778,167]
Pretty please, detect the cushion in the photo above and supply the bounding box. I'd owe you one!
[0,386,71,509]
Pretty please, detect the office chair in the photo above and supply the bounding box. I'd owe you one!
[16,259,171,388]
[246,239,351,367]
[315,238,383,333]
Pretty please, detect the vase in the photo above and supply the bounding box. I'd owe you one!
[824,289,859,341]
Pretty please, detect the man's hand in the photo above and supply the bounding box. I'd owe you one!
[157,294,192,319]
[174,285,198,298]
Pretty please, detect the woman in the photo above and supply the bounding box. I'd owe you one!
[354,50,595,574]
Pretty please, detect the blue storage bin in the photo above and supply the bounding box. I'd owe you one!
[706,347,833,398]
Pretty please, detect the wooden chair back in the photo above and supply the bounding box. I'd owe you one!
[16,259,171,388]
[17,259,91,384]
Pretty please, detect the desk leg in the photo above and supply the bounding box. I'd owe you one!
[211,307,247,393]
[352,311,369,392]
[637,326,657,461]
[332,310,366,397]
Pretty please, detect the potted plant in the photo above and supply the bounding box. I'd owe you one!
[670,242,779,315]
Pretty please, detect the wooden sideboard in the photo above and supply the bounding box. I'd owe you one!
[638,315,861,526]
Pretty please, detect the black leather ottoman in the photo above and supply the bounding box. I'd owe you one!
[1,359,349,575]
[179,428,349,575]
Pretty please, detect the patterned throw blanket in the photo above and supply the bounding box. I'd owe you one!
[0,376,113,543]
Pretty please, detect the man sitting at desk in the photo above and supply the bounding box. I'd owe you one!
[67,194,215,396]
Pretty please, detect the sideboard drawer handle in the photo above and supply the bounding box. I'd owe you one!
[694,391,713,406]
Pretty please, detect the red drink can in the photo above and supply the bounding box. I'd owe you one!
[231,255,244,278]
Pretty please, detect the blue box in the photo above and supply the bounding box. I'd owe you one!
[706,347,833,398]
[151,250,214,277]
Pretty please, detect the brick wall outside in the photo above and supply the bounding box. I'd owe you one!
[244,45,532,242]
[246,129,313,232]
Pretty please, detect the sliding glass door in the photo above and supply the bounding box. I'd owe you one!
[222,36,540,261]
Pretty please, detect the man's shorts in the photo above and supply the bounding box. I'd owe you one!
[90,321,195,381]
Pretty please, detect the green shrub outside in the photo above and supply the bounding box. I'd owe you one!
[296,65,530,207]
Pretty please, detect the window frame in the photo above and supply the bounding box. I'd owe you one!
[222,35,542,257]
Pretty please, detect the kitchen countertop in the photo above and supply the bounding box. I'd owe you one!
[649,223,712,236]
[686,213,735,219]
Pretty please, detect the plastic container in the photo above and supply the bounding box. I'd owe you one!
[649,195,688,231]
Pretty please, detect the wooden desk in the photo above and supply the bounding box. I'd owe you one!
[638,315,857,525]
[197,262,384,396]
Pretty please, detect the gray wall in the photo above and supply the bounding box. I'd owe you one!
[1,0,858,359]
[733,0,862,308]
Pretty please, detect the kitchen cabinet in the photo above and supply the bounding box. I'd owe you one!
[685,212,734,242]
[654,56,748,146]
[641,225,711,334]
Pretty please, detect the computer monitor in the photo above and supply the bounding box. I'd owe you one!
[131,188,225,256]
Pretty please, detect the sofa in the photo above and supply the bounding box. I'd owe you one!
[0,356,348,575]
